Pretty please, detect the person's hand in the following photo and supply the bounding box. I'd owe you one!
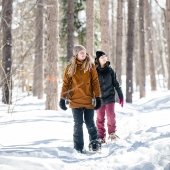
[119,98,124,107]
[94,97,101,110]
[59,98,67,110]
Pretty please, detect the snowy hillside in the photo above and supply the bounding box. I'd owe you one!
[0,90,170,170]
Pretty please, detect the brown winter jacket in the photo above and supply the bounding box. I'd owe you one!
[61,60,101,109]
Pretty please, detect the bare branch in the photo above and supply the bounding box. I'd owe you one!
[154,0,166,19]
[154,0,165,11]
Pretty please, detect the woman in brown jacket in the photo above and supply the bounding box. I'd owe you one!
[59,45,101,153]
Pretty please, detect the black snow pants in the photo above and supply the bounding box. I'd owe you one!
[72,108,98,151]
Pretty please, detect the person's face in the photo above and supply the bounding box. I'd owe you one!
[99,55,108,67]
[77,49,86,61]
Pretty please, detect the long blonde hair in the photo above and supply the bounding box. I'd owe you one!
[67,53,93,77]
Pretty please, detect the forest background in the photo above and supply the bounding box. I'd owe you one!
[0,0,169,110]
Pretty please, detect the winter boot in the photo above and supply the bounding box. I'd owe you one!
[75,148,86,154]
[108,132,119,141]
[89,139,101,151]
[98,137,106,144]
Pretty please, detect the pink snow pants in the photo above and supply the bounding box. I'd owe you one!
[96,102,116,139]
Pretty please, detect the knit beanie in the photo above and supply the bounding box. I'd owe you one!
[73,45,86,56]
[95,51,106,60]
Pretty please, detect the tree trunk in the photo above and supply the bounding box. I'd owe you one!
[111,0,116,67]
[139,0,145,98]
[115,0,123,83]
[145,0,157,91]
[158,15,168,81]
[161,14,169,80]
[0,0,2,86]
[126,0,136,103]
[67,0,74,61]
[166,0,170,89]
[45,0,58,110]
[156,24,167,88]
[1,0,13,104]
[86,0,94,56]
[33,0,44,99]
[20,18,25,92]
[99,0,110,55]
[134,4,140,91]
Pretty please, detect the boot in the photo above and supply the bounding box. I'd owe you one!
[98,137,106,144]
[108,132,119,141]
[89,139,101,151]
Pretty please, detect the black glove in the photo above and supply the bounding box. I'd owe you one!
[94,97,101,110]
[59,98,67,110]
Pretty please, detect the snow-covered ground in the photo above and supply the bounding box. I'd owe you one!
[0,90,170,170]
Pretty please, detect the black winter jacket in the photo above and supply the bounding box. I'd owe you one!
[96,62,123,105]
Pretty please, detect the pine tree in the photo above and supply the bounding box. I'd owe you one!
[33,0,44,99]
[1,0,13,104]
[99,0,110,54]
[67,0,74,61]
[126,0,136,103]
[86,0,94,56]
[139,0,145,98]
[45,0,59,110]
[115,0,123,83]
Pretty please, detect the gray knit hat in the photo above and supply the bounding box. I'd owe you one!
[73,45,86,56]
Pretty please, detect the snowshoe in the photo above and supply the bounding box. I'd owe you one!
[89,139,101,151]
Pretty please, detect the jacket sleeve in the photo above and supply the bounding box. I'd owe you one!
[60,65,71,99]
[111,69,123,99]
[91,64,101,97]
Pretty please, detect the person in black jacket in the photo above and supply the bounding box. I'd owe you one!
[95,51,124,143]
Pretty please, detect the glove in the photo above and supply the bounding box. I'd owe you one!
[94,97,101,110]
[119,98,124,107]
[59,98,67,110]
